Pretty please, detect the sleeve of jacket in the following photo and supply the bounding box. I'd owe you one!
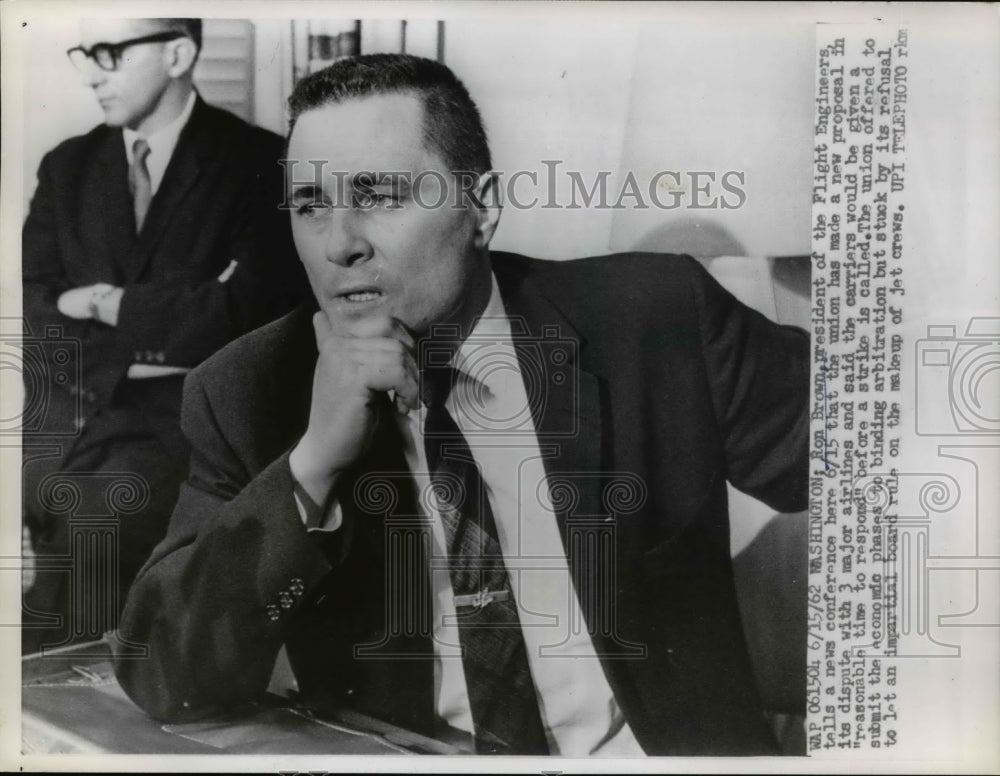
[22,149,89,342]
[692,261,810,513]
[113,367,332,722]
[112,130,307,368]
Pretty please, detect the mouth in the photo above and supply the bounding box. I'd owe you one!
[335,286,386,306]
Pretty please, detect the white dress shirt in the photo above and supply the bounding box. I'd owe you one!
[301,277,644,756]
[122,89,197,197]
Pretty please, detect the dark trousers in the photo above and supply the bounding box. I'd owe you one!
[22,381,188,655]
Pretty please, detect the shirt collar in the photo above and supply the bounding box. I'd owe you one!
[123,89,197,164]
[451,273,514,400]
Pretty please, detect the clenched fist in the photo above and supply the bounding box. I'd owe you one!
[288,312,420,506]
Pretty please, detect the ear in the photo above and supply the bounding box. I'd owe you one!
[471,172,502,250]
[165,37,198,78]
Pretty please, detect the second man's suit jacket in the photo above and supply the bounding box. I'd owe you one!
[115,252,809,756]
[22,95,306,457]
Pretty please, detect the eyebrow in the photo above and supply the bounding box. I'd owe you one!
[289,174,414,200]
[351,172,413,192]
[289,184,325,202]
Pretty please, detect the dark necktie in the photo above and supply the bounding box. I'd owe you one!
[422,367,549,755]
[129,137,152,233]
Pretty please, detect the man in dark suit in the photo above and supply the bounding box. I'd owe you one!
[22,18,304,655]
[115,54,808,756]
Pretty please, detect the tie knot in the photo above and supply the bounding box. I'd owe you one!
[132,137,150,164]
[421,365,458,409]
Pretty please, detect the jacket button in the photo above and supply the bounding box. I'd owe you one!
[279,592,294,609]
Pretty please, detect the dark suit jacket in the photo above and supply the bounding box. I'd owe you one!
[115,252,809,756]
[22,95,306,456]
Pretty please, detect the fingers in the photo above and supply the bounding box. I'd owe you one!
[357,355,420,413]
[391,362,421,413]
[387,317,417,352]
[339,314,416,352]
[315,311,415,351]
[392,392,411,416]
[312,310,333,344]
[313,311,420,413]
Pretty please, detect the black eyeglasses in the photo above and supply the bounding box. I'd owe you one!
[67,31,186,72]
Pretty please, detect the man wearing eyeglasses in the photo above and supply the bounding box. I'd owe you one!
[21,18,305,654]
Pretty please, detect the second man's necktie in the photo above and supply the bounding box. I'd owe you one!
[129,137,152,233]
[422,366,549,755]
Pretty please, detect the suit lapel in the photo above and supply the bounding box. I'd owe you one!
[496,258,649,713]
[86,131,136,279]
[126,99,211,281]
[494,262,605,564]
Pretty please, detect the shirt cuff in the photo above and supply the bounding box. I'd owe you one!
[292,479,343,532]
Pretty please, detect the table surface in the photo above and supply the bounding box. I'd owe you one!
[22,640,467,756]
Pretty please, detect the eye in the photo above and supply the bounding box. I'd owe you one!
[352,191,401,210]
[94,44,118,70]
[294,200,329,218]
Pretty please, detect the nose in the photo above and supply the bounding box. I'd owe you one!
[324,209,373,267]
[80,59,107,88]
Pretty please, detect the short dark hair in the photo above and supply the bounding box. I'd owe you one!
[287,53,492,175]
[154,18,202,54]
